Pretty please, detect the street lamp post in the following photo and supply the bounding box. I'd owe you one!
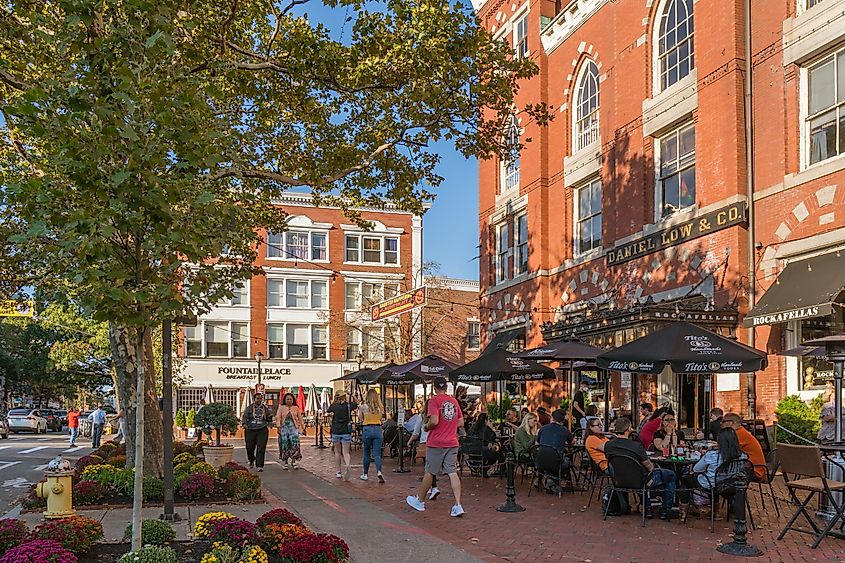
[255,352,264,387]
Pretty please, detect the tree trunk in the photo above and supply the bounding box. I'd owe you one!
[109,323,164,476]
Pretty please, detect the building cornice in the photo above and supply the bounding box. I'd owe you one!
[424,276,481,292]
[272,192,422,215]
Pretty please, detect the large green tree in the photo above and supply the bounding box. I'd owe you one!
[0,0,547,475]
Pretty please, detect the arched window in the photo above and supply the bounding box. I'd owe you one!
[574,60,600,152]
[500,115,520,193]
[657,0,695,91]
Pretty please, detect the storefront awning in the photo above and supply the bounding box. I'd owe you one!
[481,326,524,355]
[743,252,845,327]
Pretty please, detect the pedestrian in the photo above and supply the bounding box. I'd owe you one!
[327,391,356,481]
[406,376,465,517]
[408,398,440,500]
[88,404,106,448]
[357,389,386,483]
[67,407,80,447]
[112,409,125,445]
[241,393,272,471]
[274,392,304,470]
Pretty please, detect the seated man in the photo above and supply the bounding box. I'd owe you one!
[721,412,766,481]
[536,409,574,490]
[604,417,677,520]
[706,408,723,441]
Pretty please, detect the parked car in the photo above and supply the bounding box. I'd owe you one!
[40,409,63,432]
[0,413,9,439]
[53,409,68,427]
[80,411,93,437]
[7,409,48,433]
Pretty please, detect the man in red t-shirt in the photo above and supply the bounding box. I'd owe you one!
[67,407,80,447]
[406,376,465,517]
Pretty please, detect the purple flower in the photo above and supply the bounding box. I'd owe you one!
[208,518,259,548]
[0,539,78,563]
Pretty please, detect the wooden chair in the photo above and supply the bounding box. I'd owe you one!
[777,444,845,549]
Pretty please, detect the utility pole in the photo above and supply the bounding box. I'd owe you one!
[160,319,180,521]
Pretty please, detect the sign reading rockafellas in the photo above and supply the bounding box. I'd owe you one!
[371,287,427,321]
[0,300,35,317]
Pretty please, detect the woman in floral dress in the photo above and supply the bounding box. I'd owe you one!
[274,392,305,469]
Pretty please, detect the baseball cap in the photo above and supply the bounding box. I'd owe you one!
[433,376,448,390]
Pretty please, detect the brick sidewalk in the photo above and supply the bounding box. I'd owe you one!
[264,439,845,562]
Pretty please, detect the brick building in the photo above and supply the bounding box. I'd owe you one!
[177,193,422,415]
[422,276,482,366]
[475,0,845,426]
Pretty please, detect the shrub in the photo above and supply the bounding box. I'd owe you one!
[193,512,235,539]
[142,475,164,501]
[208,518,259,548]
[218,461,249,481]
[112,443,126,456]
[116,546,177,563]
[200,544,268,563]
[178,473,215,500]
[72,480,107,506]
[0,518,29,554]
[276,533,348,563]
[0,539,77,563]
[256,508,303,530]
[173,441,193,456]
[175,409,187,429]
[74,455,104,473]
[776,395,822,444]
[96,442,117,457]
[186,408,196,429]
[259,523,311,555]
[226,471,261,501]
[111,468,135,497]
[192,439,209,455]
[190,461,218,479]
[194,403,238,446]
[122,520,175,546]
[32,516,103,554]
[81,464,119,488]
[173,452,196,465]
[107,455,127,469]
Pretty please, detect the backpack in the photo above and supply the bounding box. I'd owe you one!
[601,485,630,516]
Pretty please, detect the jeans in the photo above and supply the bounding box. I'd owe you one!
[92,423,104,448]
[362,425,383,475]
[245,427,269,468]
[647,468,677,512]
[69,427,78,446]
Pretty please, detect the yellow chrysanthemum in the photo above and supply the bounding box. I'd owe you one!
[193,511,235,538]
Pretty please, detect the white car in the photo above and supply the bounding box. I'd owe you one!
[7,408,48,434]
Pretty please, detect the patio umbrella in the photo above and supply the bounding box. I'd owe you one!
[296,386,306,411]
[306,384,319,415]
[781,344,826,357]
[319,388,331,412]
[204,384,215,404]
[596,321,767,374]
[386,354,458,384]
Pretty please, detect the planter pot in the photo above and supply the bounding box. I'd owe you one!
[202,445,234,468]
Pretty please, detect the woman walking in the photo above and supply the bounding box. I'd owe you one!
[327,391,356,480]
[274,392,305,470]
[358,389,386,483]
[241,393,273,471]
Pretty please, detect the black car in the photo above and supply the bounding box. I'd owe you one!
[41,409,63,432]
[54,409,68,427]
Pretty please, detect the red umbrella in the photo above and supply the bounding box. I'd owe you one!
[296,386,306,411]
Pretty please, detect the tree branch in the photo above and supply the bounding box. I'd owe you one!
[0,68,30,91]
[1,109,45,177]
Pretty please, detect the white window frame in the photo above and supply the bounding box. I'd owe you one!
[219,282,248,307]
[496,222,511,284]
[655,122,696,220]
[266,230,330,263]
[804,0,824,11]
[467,321,481,351]
[343,234,401,266]
[514,213,529,276]
[655,0,695,94]
[190,321,250,359]
[346,325,395,362]
[500,116,521,195]
[267,277,330,310]
[574,178,603,256]
[573,60,600,153]
[514,14,529,60]
[343,281,401,311]
[264,323,329,360]
[802,46,845,169]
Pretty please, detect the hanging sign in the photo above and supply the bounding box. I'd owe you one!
[0,300,35,317]
[371,287,427,321]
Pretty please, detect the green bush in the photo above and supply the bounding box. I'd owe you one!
[117,545,177,563]
[194,403,238,446]
[112,468,135,496]
[143,476,164,501]
[487,395,513,422]
[225,470,262,501]
[186,408,196,428]
[776,395,822,444]
[173,460,197,476]
[122,520,175,546]
[174,409,187,428]
[173,452,196,466]
[81,464,120,487]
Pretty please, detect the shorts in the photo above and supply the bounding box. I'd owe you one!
[331,434,352,443]
[425,446,459,476]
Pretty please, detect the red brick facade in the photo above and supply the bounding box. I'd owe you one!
[476,0,845,425]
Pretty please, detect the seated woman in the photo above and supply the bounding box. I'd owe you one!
[464,413,501,472]
[680,427,746,512]
[514,412,538,462]
[638,407,669,450]
[651,411,685,452]
[583,418,608,473]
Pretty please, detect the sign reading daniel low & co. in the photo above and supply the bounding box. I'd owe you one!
[606,202,747,266]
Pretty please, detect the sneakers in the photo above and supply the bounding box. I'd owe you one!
[360,474,369,481]
[406,495,426,512]
[450,504,465,517]
[377,472,385,484]
[336,472,343,479]
[291,462,298,470]
[258,468,263,473]
[427,487,441,501]
[283,463,290,470]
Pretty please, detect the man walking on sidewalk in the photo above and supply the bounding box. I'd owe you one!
[88,404,106,448]
[406,376,465,517]
[67,407,80,447]
[241,393,273,471]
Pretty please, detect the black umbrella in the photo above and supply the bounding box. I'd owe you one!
[596,321,767,374]
[516,338,603,361]
[451,347,555,383]
[383,354,458,385]
[781,344,826,358]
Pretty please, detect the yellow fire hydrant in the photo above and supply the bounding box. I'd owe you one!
[36,469,75,519]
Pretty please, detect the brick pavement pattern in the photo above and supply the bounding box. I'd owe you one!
[252,440,845,563]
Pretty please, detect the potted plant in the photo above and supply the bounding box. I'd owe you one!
[193,402,238,468]
[174,409,187,439]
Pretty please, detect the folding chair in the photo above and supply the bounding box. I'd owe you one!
[605,453,665,527]
[529,444,568,497]
[459,435,489,477]
[754,448,781,518]
[777,444,845,549]
[682,458,755,533]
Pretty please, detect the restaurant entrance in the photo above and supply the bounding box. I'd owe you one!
[678,373,712,432]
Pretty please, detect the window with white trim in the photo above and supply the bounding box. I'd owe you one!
[807,47,845,165]
[496,222,511,284]
[267,230,328,261]
[344,281,401,311]
[574,61,600,152]
[658,123,696,217]
[576,179,602,255]
[267,278,329,309]
[197,321,248,358]
[515,213,528,275]
[657,0,695,91]
[467,321,481,350]
[500,116,520,194]
[344,234,400,265]
[231,322,248,357]
[514,15,528,59]
[346,326,392,362]
[312,326,328,359]
[184,326,202,357]
[219,282,247,306]
[205,323,229,357]
[266,323,329,360]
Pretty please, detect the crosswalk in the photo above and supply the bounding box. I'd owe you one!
[0,439,93,477]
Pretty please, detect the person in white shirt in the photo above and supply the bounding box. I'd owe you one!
[88,405,107,448]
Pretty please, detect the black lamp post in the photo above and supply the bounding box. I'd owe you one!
[255,351,264,387]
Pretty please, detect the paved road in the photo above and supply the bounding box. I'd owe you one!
[0,430,96,516]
